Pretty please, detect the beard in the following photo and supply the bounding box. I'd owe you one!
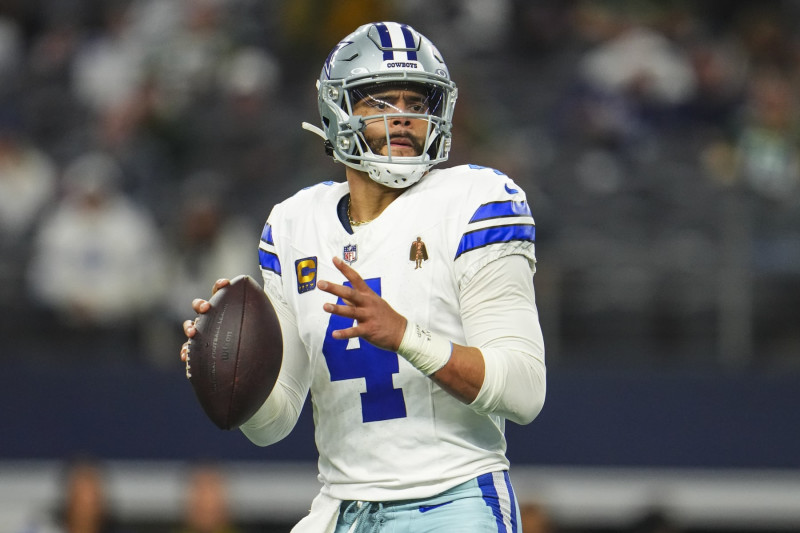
[365,131,425,157]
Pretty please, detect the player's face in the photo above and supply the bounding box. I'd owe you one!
[352,87,431,158]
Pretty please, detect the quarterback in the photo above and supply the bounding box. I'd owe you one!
[182,22,546,532]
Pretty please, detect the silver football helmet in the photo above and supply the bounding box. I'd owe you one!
[303,22,458,188]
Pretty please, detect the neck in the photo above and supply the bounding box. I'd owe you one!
[346,167,404,224]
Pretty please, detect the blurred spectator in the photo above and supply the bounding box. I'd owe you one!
[21,458,126,533]
[733,70,800,201]
[70,3,145,117]
[125,0,185,54]
[577,6,696,108]
[66,1,175,215]
[519,501,554,533]
[451,0,513,55]
[163,171,259,315]
[561,2,697,151]
[24,13,88,161]
[0,107,58,348]
[181,44,311,212]
[176,462,242,533]
[703,67,800,366]
[146,0,235,116]
[186,46,280,175]
[27,151,166,363]
[80,0,243,218]
[702,68,800,269]
[0,108,58,243]
[681,36,748,136]
[149,171,258,367]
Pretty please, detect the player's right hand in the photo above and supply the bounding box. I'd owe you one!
[180,278,230,363]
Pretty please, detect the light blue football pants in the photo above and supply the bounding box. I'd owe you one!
[334,471,521,533]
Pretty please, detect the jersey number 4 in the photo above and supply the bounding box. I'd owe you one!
[322,278,407,423]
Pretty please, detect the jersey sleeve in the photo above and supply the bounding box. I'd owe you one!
[451,166,537,289]
[447,166,544,424]
[258,218,282,283]
[240,212,312,446]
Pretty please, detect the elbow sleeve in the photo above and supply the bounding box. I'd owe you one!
[461,254,547,424]
[471,346,546,425]
[240,383,303,446]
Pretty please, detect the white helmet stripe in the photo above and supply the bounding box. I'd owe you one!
[375,22,418,61]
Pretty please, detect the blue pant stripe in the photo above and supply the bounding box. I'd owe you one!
[478,472,508,533]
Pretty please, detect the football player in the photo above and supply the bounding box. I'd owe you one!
[182,22,546,532]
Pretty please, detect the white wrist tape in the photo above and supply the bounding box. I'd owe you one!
[397,321,452,376]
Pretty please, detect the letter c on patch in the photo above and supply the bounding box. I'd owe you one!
[295,257,317,294]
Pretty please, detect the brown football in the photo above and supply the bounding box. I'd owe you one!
[187,274,282,430]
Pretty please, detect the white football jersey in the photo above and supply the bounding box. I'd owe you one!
[258,164,537,502]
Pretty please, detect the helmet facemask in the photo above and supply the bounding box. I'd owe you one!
[323,79,454,187]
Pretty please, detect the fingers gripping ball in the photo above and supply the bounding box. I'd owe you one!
[187,275,283,430]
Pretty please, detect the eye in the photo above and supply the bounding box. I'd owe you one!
[362,96,390,111]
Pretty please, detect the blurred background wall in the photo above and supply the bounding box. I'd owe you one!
[1,0,800,532]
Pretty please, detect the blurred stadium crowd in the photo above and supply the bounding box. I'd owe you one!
[1,0,799,373]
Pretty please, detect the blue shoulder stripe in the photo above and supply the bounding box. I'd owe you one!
[469,200,532,223]
[455,224,535,259]
[261,222,273,245]
[259,249,281,275]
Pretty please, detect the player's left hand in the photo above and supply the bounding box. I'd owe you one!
[318,256,407,352]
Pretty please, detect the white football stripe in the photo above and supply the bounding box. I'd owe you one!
[386,23,411,60]
[492,471,515,532]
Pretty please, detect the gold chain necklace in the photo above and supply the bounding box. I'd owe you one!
[347,197,375,227]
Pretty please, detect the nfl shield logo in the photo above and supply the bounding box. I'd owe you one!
[343,244,358,264]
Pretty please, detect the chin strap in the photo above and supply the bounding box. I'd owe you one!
[301,121,326,139]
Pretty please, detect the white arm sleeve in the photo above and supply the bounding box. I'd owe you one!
[240,273,311,446]
[462,254,546,425]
